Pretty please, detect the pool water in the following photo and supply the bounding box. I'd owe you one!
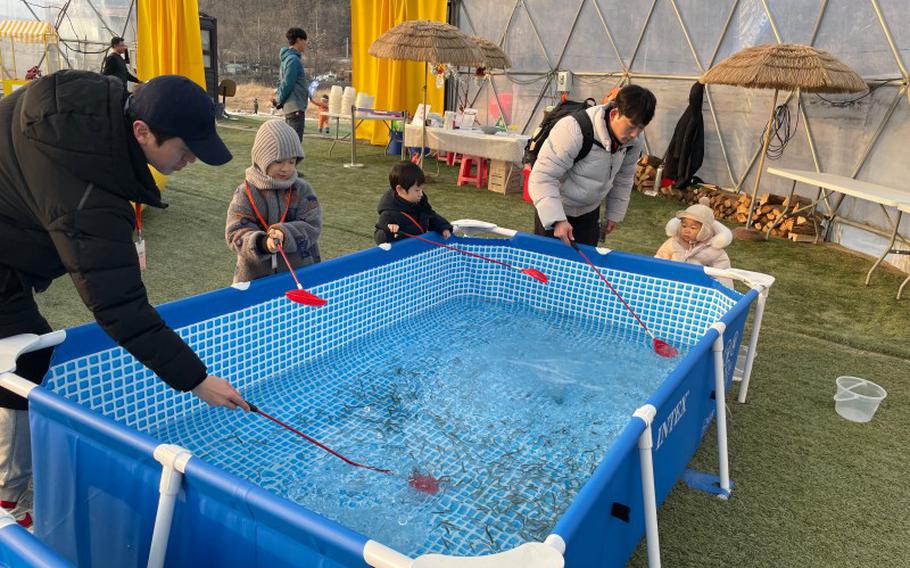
[151,296,682,557]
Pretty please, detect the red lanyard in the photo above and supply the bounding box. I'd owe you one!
[134,203,142,236]
[400,211,425,233]
[244,181,294,231]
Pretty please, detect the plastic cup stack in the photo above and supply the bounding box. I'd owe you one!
[341,87,356,115]
[328,86,343,115]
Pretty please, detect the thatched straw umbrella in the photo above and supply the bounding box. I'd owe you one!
[456,36,512,123]
[469,35,511,70]
[369,20,483,166]
[701,44,866,235]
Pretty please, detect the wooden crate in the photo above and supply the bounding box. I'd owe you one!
[488,160,522,194]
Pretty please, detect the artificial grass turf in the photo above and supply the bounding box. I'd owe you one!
[35,117,910,566]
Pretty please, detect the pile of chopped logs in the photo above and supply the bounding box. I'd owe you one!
[633,155,662,194]
[655,182,824,241]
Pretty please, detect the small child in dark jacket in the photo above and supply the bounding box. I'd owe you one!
[374,161,452,244]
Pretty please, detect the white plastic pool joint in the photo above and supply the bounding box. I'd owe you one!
[703,267,775,291]
[544,534,566,555]
[0,508,17,530]
[451,219,518,238]
[409,541,565,567]
[709,322,727,346]
[364,534,567,568]
[633,404,657,427]
[0,331,67,399]
[148,444,193,568]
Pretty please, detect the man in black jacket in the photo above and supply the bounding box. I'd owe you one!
[0,70,248,526]
[101,36,141,86]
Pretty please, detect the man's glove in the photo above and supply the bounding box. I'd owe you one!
[271,98,283,110]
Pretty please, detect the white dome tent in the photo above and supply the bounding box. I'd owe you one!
[0,0,138,75]
[450,0,910,274]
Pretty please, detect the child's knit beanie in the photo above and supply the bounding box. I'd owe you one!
[251,119,304,172]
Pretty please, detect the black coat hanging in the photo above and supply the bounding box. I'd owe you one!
[662,81,706,189]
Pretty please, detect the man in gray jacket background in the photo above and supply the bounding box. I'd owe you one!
[529,85,656,246]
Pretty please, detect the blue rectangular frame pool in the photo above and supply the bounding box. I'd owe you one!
[12,222,769,567]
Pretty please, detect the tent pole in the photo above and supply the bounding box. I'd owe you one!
[10,38,16,79]
[744,88,779,228]
[420,61,428,168]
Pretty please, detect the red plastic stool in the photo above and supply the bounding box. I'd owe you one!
[457,155,487,188]
[446,152,461,166]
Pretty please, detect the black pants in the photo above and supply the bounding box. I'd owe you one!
[285,111,306,141]
[534,207,600,246]
[0,266,53,410]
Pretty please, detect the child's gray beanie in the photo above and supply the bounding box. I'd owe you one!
[251,119,304,172]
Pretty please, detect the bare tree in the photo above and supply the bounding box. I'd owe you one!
[199,0,350,84]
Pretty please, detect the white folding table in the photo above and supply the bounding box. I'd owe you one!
[403,125,530,163]
[766,167,910,287]
[325,107,407,168]
[897,202,910,299]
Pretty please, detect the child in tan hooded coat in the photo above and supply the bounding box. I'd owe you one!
[655,197,734,287]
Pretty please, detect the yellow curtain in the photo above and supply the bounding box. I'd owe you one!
[351,0,447,146]
[136,0,207,188]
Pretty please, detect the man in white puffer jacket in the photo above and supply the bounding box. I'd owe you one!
[529,85,656,246]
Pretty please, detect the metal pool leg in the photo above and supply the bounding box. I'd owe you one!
[711,323,731,499]
[148,444,193,568]
[633,404,661,568]
[736,288,768,404]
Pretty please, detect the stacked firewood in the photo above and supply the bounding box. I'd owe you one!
[734,193,823,241]
[633,155,662,194]
[658,182,824,241]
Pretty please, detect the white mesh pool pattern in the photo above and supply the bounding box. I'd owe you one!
[148,297,682,556]
[43,243,740,555]
[45,243,737,438]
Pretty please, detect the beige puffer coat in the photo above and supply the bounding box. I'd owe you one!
[655,199,733,287]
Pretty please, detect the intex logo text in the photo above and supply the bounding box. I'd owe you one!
[655,391,690,450]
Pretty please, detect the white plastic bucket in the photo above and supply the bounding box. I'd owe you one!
[833,376,886,423]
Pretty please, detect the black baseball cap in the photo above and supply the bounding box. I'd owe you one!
[130,75,232,165]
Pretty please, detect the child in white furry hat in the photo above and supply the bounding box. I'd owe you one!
[655,197,734,287]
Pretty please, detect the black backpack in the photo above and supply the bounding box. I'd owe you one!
[522,98,604,167]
